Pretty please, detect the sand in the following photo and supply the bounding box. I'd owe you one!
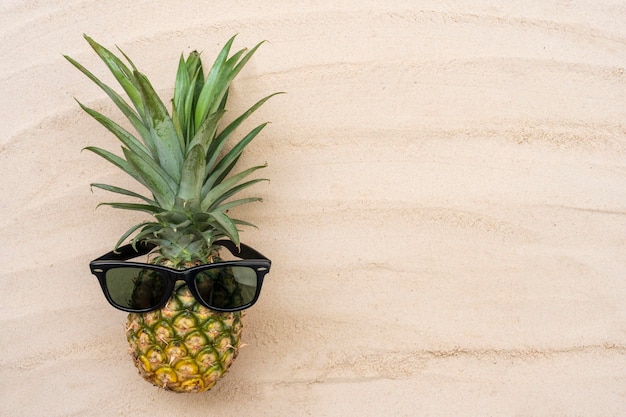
[1,1,625,416]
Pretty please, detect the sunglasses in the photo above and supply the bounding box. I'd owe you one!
[89,240,271,313]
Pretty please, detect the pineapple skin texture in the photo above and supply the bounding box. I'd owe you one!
[125,283,243,393]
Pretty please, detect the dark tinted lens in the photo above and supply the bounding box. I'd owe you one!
[105,268,169,310]
[194,266,258,309]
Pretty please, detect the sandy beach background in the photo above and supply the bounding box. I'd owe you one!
[1,1,625,416]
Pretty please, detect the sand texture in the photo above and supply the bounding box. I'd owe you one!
[1,1,625,416]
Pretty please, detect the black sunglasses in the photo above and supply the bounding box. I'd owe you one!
[89,240,271,313]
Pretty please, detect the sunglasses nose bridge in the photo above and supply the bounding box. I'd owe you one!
[169,269,202,289]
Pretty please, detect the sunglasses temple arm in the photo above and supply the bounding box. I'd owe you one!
[214,240,269,261]
[92,241,157,261]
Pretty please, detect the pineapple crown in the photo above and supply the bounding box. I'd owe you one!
[66,35,279,265]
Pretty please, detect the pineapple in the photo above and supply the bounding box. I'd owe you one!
[66,35,278,392]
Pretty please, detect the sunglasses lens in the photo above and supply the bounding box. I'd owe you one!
[195,266,258,310]
[105,268,169,310]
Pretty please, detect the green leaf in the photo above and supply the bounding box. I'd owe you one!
[230,40,265,78]
[174,54,191,140]
[184,50,202,77]
[232,218,259,228]
[212,155,240,187]
[195,35,236,130]
[115,46,140,72]
[201,164,267,210]
[83,146,146,187]
[73,36,278,249]
[114,221,158,249]
[131,223,162,246]
[124,148,176,209]
[207,93,282,171]
[184,68,202,140]
[210,41,265,115]
[120,144,178,192]
[64,54,155,156]
[171,102,184,146]
[212,197,262,212]
[76,100,152,159]
[204,123,267,190]
[185,51,205,114]
[90,183,156,205]
[97,202,162,214]
[210,211,240,246]
[83,35,145,117]
[207,178,267,211]
[134,71,184,182]
[187,109,225,152]
[177,144,206,201]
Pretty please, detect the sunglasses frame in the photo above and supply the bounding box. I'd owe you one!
[89,240,271,313]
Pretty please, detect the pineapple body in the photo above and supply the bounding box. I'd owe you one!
[126,283,243,393]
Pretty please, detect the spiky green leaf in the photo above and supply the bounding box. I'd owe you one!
[207,93,282,171]
[210,211,240,246]
[212,197,262,213]
[64,55,154,155]
[97,202,162,214]
[204,123,267,191]
[177,144,206,201]
[201,164,267,211]
[207,178,267,212]
[194,36,236,130]
[76,101,152,159]
[123,148,176,209]
[83,35,145,117]
[173,54,192,141]
[232,218,259,228]
[212,155,241,187]
[131,223,163,246]
[114,221,159,250]
[209,41,265,115]
[90,183,156,205]
[73,35,277,255]
[134,71,184,181]
[83,146,146,187]
[188,109,225,152]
